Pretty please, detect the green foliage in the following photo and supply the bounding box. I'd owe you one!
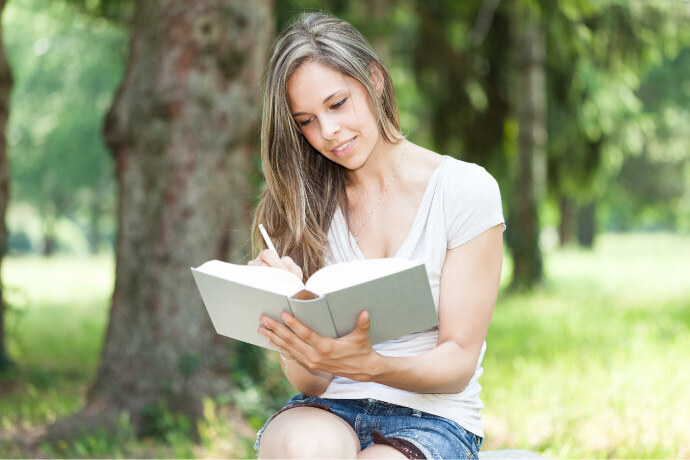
[3,0,125,253]
[4,0,687,256]
[543,0,690,234]
[7,228,33,254]
[410,0,511,177]
[39,413,135,459]
[177,353,201,377]
[64,0,134,24]
[139,401,193,443]
[226,342,293,430]
[602,47,690,232]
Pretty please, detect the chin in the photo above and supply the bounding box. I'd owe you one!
[334,152,369,171]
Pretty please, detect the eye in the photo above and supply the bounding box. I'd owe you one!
[297,117,314,127]
[331,98,347,109]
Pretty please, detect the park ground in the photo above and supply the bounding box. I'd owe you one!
[1,232,689,458]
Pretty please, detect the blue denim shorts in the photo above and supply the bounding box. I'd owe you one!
[254,394,483,459]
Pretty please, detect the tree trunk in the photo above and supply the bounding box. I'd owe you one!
[558,195,576,247]
[48,0,273,438]
[507,0,546,289]
[0,0,13,372]
[577,201,596,248]
[352,0,392,63]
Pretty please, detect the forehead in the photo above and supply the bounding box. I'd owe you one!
[287,61,356,110]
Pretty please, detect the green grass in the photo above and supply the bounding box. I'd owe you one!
[1,233,689,458]
[483,233,690,458]
[0,254,266,458]
[1,254,113,432]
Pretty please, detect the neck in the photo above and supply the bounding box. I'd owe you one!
[347,137,406,192]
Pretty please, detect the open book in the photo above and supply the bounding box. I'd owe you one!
[191,258,438,350]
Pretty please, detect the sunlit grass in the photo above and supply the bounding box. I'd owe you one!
[483,232,690,458]
[0,254,276,458]
[1,233,689,458]
[1,254,113,434]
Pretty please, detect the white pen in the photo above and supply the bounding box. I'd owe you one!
[258,224,279,257]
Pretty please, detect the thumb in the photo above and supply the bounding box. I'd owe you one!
[356,310,370,331]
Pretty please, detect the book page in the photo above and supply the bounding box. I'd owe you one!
[305,258,421,294]
[193,260,304,296]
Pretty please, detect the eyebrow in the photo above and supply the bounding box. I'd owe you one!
[291,89,345,117]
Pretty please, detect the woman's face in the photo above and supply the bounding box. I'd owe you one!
[287,61,380,170]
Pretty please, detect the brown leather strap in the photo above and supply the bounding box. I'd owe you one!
[372,430,426,459]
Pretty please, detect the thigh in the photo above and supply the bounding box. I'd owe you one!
[257,406,361,459]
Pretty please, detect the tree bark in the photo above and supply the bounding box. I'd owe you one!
[507,0,546,289]
[558,195,576,247]
[49,0,273,437]
[0,0,14,372]
[577,201,596,248]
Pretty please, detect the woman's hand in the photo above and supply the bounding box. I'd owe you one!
[248,249,304,282]
[258,310,379,383]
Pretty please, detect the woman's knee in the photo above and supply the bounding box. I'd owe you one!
[258,406,359,458]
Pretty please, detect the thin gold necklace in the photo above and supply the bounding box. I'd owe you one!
[349,139,407,243]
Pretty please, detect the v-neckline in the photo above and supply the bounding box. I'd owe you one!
[342,157,449,260]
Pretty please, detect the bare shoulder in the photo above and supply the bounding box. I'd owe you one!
[403,142,445,188]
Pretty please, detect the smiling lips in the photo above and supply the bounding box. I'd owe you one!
[331,137,356,158]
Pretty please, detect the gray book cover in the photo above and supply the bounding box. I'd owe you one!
[191,259,438,350]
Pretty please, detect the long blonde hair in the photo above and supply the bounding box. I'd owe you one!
[252,12,402,278]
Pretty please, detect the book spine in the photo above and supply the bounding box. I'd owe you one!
[286,296,338,339]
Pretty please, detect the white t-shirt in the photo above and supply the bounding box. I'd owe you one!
[320,155,505,437]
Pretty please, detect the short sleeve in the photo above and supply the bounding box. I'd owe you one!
[444,161,505,249]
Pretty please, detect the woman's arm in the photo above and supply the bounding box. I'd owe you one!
[259,223,504,394]
[367,223,504,393]
[249,249,335,395]
[278,354,334,396]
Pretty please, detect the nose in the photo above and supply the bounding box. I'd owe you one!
[320,115,340,139]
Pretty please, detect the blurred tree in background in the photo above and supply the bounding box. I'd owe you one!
[605,45,690,232]
[2,0,688,269]
[544,0,690,248]
[0,0,12,372]
[38,0,274,440]
[5,0,686,282]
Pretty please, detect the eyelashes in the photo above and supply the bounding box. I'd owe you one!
[296,97,348,127]
[331,98,347,109]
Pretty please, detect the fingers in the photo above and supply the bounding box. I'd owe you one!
[261,326,296,355]
[258,249,284,268]
[258,313,310,355]
[248,249,287,268]
[280,312,318,345]
[281,256,304,280]
[249,251,304,280]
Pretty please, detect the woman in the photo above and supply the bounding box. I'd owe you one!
[248,11,505,459]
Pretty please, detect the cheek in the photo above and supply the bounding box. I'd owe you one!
[301,126,323,150]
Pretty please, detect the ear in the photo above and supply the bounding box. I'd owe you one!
[369,62,385,96]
